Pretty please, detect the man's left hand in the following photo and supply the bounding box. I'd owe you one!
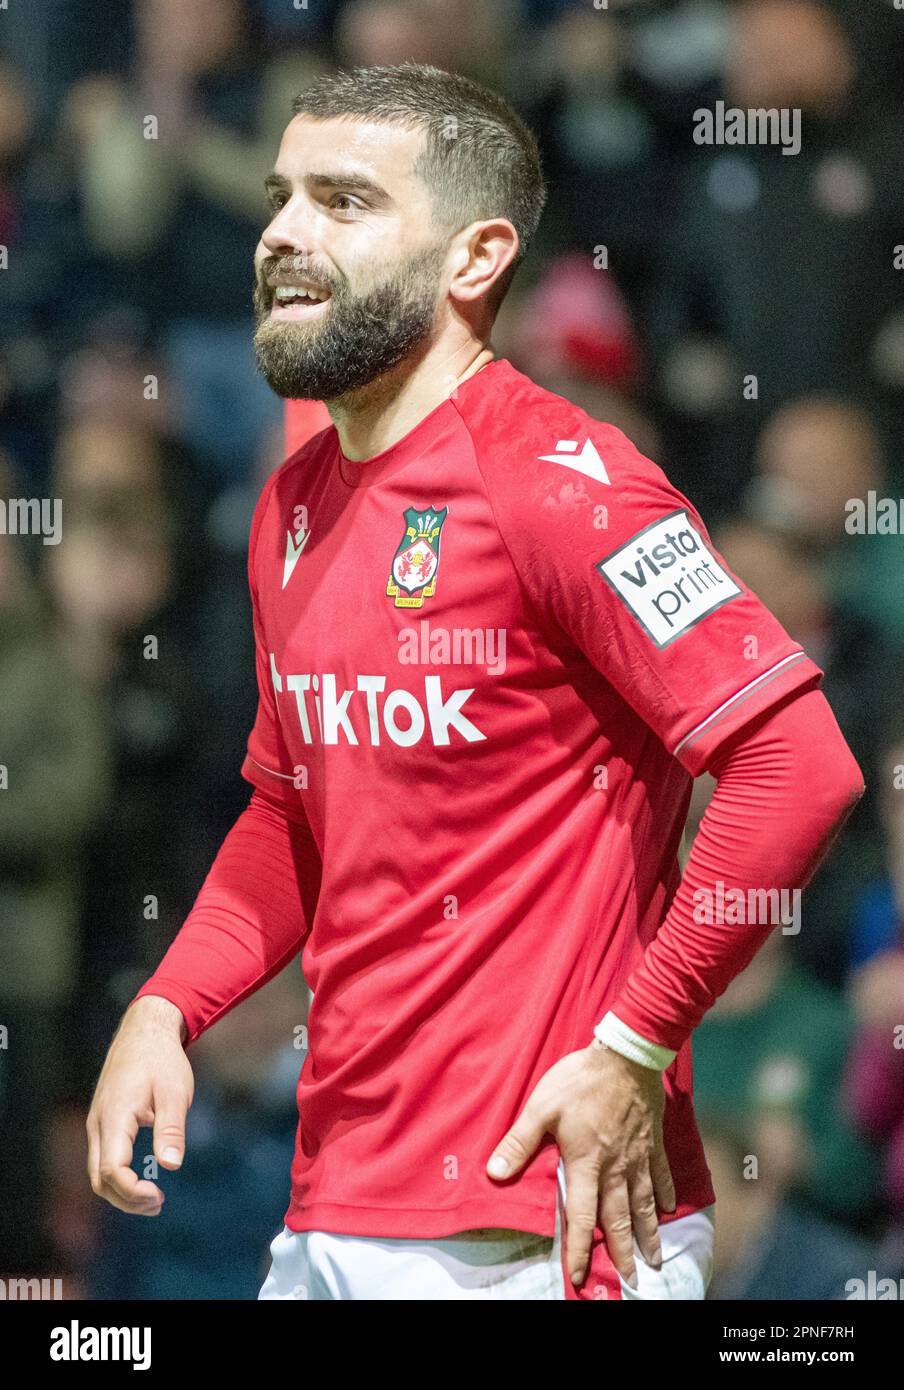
[486,1040,676,1288]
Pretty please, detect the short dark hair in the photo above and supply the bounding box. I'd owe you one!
[292,63,546,301]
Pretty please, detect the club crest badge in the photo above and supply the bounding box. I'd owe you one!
[387,505,448,608]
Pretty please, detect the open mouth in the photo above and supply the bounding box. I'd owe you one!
[270,284,332,321]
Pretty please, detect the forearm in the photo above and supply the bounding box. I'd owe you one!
[602,688,865,1060]
[131,787,321,1043]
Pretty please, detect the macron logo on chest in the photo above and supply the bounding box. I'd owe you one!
[283,527,311,589]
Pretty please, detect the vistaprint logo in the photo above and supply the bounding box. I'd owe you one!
[50,1321,151,1370]
[0,496,62,544]
[596,510,741,647]
[397,622,507,676]
[693,101,801,156]
[693,881,801,935]
[269,657,486,746]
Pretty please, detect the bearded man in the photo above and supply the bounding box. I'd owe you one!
[88,63,863,1302]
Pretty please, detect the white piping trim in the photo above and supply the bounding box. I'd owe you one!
[247,755,296,782]
[673,651,808,757]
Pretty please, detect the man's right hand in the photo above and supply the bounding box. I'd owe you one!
[86,995,193,1216]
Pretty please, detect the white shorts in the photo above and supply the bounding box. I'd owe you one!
[259,1166,715,1301]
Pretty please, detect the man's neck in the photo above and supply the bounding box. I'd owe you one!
[327,341,496,462]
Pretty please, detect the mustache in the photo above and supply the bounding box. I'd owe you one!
[255,254,339,304]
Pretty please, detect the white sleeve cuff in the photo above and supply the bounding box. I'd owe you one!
[594,1011,677,1071]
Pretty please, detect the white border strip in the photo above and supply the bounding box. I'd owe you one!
[247,755,296,782]
[673,651,808,758]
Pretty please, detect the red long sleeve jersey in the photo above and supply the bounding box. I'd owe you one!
[141,359,832,1240]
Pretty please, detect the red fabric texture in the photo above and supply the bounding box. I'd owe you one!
[133,360,862,1244]
[613,685,864,1052]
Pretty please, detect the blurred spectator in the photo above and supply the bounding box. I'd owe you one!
[647,0,904,516]
[0,451,111,1273]
[336,0,519,86]
[60,0,327,484]
[515,12,655,296]
[745,397,904,650]
[43,416,215,1090]
[0,57,73,485]
[713,513,892,979]
[0,0,131,120]
[87,969,307,1299]
[0,58,35,244]
[848,717,904,971]
[845,943,904,1222]
[506,252,641,392]
[703,1116,884,1300]
[257,0,344,45]
[844,717,904,1228]
[693,932,880,1223]
[187,422,285,844]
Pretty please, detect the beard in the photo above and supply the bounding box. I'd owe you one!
[253,245,447,402]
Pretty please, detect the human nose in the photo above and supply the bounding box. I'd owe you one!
[261,194,318,261]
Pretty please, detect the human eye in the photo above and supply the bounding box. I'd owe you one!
[330,192,365,217]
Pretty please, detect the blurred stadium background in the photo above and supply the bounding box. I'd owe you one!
[2,0,904,1299]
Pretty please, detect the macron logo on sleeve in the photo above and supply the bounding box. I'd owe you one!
[538,438,610,485]
[596,509,741,647]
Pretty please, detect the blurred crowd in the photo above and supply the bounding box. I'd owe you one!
[1,0,903,1299]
